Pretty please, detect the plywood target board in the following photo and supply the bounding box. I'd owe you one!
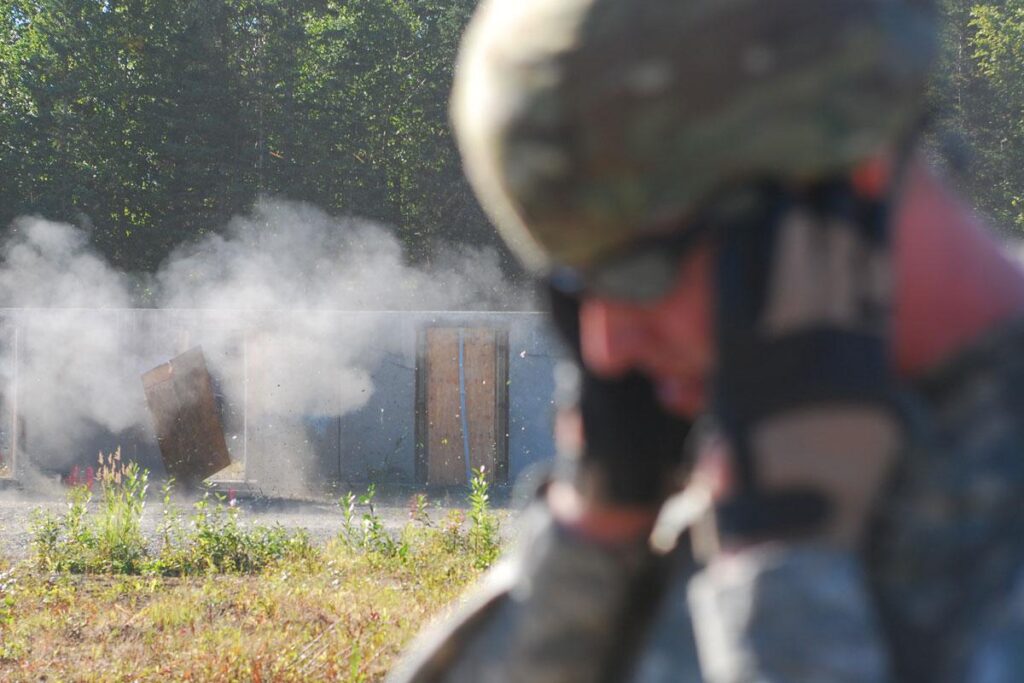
[418,327,508,486]
[142,347,232,485]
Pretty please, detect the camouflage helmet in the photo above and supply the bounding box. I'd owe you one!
[451,0,936,274]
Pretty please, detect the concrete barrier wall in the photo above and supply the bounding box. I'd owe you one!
[0,309,564,489]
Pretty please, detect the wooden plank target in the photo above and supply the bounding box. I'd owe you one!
[463,328,498,476]
[420,327,507,486]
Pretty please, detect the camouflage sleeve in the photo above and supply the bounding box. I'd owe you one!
[957,568,1024,683]
[681,318,1024,683]
[687,545,890,683]
[386,506,669,683]
[869,318,1024,681]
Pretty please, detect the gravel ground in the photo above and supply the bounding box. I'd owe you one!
[0,481,523,562]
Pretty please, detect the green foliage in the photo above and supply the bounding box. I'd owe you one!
[29,450,150,573]
[30,456,317,576]
[0,530,487,680]
[467,466,500,569]
[14,460,507,677]
[30,455,503,581]
[927,0,1024,234]
[338,477,501,571]
[338,483,407,558]
[157,477,185,555]
[0,567,21,662]
[30,484,98,573]
[152,489,319,575]
[94,458,149,573]
[0,0,501,279]
[966,1,1024,230]
[5,1,1024,266]
[408,492,431,527]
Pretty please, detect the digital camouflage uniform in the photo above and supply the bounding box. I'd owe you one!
[392,319,1024,682]
[872,318,1024,681]
[637,317,1024,683]
[389,0,1024,680]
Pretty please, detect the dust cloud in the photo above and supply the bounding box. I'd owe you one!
[0,200,523,494]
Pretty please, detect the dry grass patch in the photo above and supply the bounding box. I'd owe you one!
[1,534,487,681]
[0,463,504,681]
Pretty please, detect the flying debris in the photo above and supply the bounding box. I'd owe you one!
[142,346,232,487]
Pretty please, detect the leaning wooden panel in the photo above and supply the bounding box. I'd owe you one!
[142,346,232,486]
[425,328,466,486]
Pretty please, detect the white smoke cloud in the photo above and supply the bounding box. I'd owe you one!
[0,218,132,309]
[0,220,146,461]
[0,200,523,492]
[159,201,515,311]
[156,201,517,420]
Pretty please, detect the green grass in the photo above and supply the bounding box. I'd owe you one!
[0,543,482,681]
[29,453,321,577]
[1,459,504,681]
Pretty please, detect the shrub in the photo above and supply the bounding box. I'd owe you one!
[152,489,319,576]
[30,468,98,573]
[93,452,149,573]
[338,472,501,572]
[467,467,500,569]
[338,484,408,559]
[30,451,317,576]
[29,454,503,579]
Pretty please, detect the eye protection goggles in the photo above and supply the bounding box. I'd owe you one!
[549,184,786,302]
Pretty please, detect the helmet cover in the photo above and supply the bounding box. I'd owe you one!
[451,0,936,272]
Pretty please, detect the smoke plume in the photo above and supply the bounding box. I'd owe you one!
[0,200,522,493]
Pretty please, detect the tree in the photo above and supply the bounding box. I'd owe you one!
[1,0,504,277]
[965,0,1024,232]
[928,0,1024,236]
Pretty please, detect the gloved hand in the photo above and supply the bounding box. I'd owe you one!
[709,178,906,549]
[687,178,906,683]
[547,284,694,508]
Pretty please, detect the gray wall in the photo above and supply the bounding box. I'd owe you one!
[335,312,564,485]
[0,309,564,490]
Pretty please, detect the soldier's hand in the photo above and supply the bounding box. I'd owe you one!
[546,284,693,517]
[679,178,905,683]
[708,178,907,550]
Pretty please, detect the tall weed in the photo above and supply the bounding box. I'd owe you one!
[29,484,93,573]
[338,484,407,559]
[149,488,318,575]
[30,453,503,578]
[187,492,314,573]
[93,451,148,573]
[467,467,500,569]
[30,451,316,576]
[338,472,501,571]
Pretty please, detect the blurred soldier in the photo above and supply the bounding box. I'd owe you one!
[390,0,1024,681]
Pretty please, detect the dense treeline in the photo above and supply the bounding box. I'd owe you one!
[1,1,1024,279]
[0,0,490,275]
[930,0,1024,235]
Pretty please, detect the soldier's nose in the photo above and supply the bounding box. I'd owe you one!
[579,297,649,378]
